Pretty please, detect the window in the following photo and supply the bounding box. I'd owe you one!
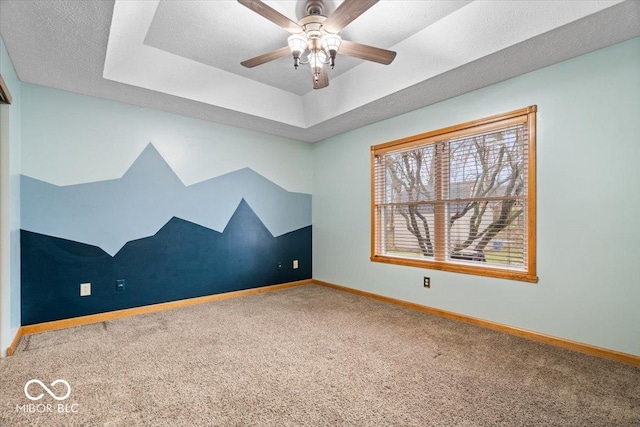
[371,106,537,282]
[0,74,12,104]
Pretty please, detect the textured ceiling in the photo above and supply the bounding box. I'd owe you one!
[0,0,639,142]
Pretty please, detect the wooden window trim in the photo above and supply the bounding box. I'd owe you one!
[0,74,12,105]
[371,106,538,283]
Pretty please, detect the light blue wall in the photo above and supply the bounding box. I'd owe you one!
[19,83,313,326]
[313,37,640,356]
[0,35,21,356]
[20,83,313,254]
[21,84,312,193]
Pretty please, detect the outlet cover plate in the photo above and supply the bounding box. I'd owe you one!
[80,282,91,297]
[423,277,431,288]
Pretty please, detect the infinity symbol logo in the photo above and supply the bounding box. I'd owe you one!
[24,379,72,401]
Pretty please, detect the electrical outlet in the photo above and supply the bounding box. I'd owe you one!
[277,262,282,270]
[293,259,299,269]
[80,282,91,297]
[116,279,125,292]
[423,277,431,288]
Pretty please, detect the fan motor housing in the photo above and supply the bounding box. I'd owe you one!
[306,0,324,15]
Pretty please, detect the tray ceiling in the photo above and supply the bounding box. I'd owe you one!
[1,0,639,142]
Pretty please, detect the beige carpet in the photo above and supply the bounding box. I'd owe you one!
[1,284,639,426]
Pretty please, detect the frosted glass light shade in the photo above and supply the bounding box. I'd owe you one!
[309,50,327,75]
[287,34,308,57]
[321,34,342,55]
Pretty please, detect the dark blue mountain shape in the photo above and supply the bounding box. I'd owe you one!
[21,143,311,256]
[21,199,312,325]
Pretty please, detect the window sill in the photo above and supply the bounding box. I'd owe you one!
[370,255,539,283]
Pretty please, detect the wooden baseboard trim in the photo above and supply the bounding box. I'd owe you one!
[313,280,640,367]
[6,328,22,356]
[20,280,312,337]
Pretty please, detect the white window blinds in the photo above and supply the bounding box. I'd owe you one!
[372,107,537,282]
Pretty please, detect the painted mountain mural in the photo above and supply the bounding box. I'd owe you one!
[22,144,311,256]
[20,144,312,325]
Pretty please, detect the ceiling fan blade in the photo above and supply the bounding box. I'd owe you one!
[322,0,379,34]
[241,46,291,68]
[237,0,303,34]
[338,40,396,65]
[313,68,329,90]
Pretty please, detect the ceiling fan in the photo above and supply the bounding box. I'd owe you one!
[238,0,397,90]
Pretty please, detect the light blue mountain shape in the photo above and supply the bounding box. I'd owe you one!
[21,144,311,256]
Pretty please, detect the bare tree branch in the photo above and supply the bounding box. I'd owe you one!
[385,129,525,262]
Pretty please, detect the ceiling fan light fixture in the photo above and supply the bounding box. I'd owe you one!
[238,0,396,90]
[287,34,309,69]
